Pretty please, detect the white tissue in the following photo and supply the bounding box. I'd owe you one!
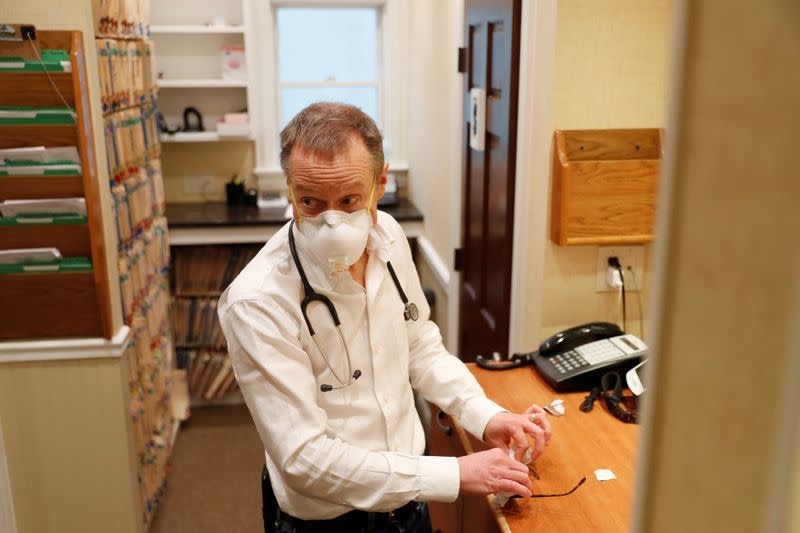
[594,468,617,481]
[495,445,533,507]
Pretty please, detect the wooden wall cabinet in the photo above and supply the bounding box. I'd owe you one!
[550,129,661,246]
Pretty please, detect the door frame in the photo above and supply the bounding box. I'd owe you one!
[446,0,557,355]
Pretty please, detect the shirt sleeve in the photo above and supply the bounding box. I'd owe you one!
[395,235,507,441]
[219,296,460,511]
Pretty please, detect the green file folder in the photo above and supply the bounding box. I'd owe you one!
[0,106,77,125]
[0,256,92,274]
[0,50,72,72]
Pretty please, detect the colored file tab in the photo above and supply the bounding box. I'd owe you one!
[0,160,81,176]
[0,214,88,225]
[0,256,91,274]
[0,50,72,72]
[0,106,77,125]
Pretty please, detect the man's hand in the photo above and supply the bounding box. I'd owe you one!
[483,404,552,462]
[457,448,532,498]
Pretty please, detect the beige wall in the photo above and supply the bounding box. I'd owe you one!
[406,0,461,262]
[530,0,672,344]
[0,356,142,533]
[161,141,255,203]
[0,0,123,332]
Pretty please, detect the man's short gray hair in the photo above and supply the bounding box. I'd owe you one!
[280,102,384,179]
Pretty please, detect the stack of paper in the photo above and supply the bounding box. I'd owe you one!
[0,197,87,225]
[0,145,81,176]
[0,49,72,72]
[0,107,76,125]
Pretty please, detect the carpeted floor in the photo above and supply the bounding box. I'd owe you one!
[150,405,265,533]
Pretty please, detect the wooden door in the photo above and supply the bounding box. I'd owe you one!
[458,0,522,361]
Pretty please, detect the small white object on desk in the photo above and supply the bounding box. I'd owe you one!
[544,398,565,416]
[594,469,617,481]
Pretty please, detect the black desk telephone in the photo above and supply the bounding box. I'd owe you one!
[476,322,647,391]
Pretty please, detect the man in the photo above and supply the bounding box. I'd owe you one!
[218,102,552,533]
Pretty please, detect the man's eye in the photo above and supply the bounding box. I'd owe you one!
[341,197,357,206]
[301,198,316,207]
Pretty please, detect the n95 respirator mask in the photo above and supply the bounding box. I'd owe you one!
[297,209,372,272]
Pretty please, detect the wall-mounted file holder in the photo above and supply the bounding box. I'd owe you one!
[0,31,113,340]
[550,128,662,246]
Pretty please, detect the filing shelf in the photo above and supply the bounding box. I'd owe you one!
[0,30,113,341]
[2,222,92,257]
[0,271,102,339]
[0,174,84,200]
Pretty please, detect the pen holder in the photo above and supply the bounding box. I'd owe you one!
[226,181,245,205]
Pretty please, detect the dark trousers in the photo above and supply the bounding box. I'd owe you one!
[262,466,433,533]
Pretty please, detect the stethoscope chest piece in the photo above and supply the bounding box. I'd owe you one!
[404,302,419,321]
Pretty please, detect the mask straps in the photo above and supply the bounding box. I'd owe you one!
[365,173,378,214]
[287,184,303,224]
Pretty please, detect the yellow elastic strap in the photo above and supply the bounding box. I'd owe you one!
[365,174,378,214]
[288,185,303,224]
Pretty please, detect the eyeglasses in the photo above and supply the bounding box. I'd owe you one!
[510,465,587,500]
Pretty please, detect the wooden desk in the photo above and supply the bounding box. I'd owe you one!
[428,364,639,533]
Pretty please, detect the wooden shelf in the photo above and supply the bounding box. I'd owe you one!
[0,72,75,108]
[150,25,245,34]
[0,175,84,200]
[160,131,251,143]
[0,124,78,149]
[157,79,247,89]
[0,271,101,340]
[551,129,662,246]
[0,222,91,257]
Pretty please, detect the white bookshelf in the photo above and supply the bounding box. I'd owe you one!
[151,0,255,144]
[161,131,252,143]
[158,79,247,88]
[150,25,245,34]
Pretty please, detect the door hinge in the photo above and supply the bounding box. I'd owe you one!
[454,248,464,272]
[457,47,466,73]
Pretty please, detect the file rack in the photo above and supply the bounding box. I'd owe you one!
[0,30,113,340]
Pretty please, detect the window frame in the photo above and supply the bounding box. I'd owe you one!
[274,4,384,132]
[253,0,408,190]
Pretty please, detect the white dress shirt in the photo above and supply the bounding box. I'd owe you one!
[218,211,506,519]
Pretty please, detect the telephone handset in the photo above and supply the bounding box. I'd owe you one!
[533,322,647,391]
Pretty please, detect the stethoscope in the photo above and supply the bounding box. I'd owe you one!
[288,220,418,392]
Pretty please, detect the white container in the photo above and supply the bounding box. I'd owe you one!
[221,46,246,81]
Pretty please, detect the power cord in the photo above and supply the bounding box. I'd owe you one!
[25,34,76,116]
[609,257,626,332]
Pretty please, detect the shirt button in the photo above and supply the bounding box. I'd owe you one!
[383,394,389,403]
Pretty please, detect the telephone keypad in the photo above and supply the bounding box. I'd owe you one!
[551,349,590,374]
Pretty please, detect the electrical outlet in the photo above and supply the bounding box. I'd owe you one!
[183,174,214,196]
[595,245,645,292]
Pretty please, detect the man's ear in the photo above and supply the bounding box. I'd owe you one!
[375,163,389,201]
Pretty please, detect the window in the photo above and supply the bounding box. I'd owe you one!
[276,7,380,128]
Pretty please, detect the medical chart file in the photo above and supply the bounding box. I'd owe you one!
[0,107,77,125]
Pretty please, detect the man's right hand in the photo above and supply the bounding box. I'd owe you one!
[457,448,532,498]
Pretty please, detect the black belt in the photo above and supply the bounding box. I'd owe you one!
[276,501,422,532]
